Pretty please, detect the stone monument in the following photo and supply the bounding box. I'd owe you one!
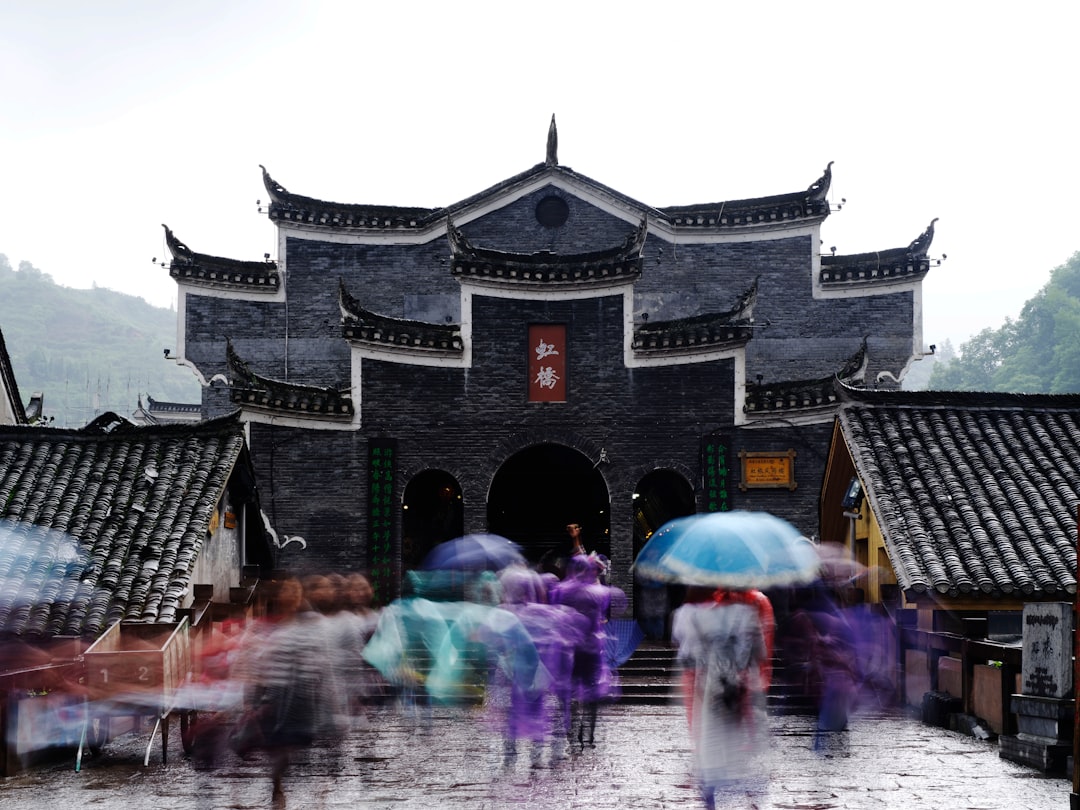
[999,602,1075,772]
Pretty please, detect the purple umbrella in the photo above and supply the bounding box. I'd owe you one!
[419,533,525,572]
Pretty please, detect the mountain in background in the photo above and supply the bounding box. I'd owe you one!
[0,254,200,428]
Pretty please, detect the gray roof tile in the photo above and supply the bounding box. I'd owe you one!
[837,387,1080,600]
[0,412,256,638]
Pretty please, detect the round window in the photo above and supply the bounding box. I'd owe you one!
[535,195,569,228]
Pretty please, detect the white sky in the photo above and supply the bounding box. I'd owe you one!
[2,1,1077,352]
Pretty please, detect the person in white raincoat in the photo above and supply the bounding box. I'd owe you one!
[672,587,771,809]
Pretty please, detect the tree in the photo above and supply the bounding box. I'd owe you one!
[929,252,1080,393]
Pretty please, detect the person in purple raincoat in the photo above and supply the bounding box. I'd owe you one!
[548,553,627,749]
[498,564,588,765]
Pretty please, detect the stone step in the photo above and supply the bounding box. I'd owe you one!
[616,642,681,705]
[615,643,821,713]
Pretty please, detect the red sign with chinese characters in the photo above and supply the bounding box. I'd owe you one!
[528,324,566,402]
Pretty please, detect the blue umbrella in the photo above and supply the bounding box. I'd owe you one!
[632,511,818,590]
[631,515,698,584]
[419,533,525,572]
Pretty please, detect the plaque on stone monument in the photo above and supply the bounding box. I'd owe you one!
[1020,602,1073,699]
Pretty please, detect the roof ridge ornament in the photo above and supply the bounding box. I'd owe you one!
[806,161,834,202]
[259,164,288,200]
[907,218,939,257]
[546,114,558,167]
[161,224,193,263]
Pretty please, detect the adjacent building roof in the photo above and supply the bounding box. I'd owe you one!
[261,164,441,230]
[657,161,833,229]
[449,217,647,287]
[834,385,1080,601]
[0,412,261,638]
[132,394,202,426]
[339,280,463,356]
[0,327,27,426]
[632,278,758,356]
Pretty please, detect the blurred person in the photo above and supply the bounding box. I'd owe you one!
[186,618,248,769]
[497,564,588,766]
[566,522,587,557]
[343,572,387,711]
[672,586,773,809]
[304,573,352,733]
[233,576,335,806]
[783,582,860,739]
[362,570,480,720]
[548,552,627,749]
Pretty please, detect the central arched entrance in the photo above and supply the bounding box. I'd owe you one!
[487,443,610,567]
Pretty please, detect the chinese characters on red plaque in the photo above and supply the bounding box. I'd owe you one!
[528,324,566,402]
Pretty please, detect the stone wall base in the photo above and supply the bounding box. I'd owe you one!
[999,733,1071,773]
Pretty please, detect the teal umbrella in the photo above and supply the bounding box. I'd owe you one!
[632,511,818,590]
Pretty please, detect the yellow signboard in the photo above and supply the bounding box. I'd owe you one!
[739,449,797,491]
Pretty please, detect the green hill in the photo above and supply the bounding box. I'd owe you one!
[0,254,200,427]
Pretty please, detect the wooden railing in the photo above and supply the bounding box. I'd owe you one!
[900,625,1025,735]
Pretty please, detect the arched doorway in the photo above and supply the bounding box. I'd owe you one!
[401,470,464,570]
[487,444,610,568]
[632,469,696,639]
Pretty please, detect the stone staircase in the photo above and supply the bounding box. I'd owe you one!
[616,641,682,705]
[615,641,818,715]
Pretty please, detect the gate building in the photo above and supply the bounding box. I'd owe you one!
[163,120,939,612]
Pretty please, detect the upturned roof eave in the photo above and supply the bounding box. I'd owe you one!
[259,160,834,234]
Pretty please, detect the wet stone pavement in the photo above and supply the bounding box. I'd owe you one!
[1,703,1071,810]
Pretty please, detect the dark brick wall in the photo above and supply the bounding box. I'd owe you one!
[179,179,923,598]
[248,421,369,575]
[728,421,837,540]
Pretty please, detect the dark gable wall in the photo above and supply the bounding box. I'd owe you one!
[461,185,635,254]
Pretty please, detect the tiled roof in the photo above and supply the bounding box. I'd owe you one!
[143,396,201,416]
[261,165,440,230]
[163,225,280,292]
[819,219,939,288]
[836,385,1080,600]
[259,158,832,235]
[745,339,867,415]
[449,217,646,287]
[0,412,257,638]
[227,341,355,418]
[657,162,834,229]
[339,280,463,356]
[632,278,757,355]
[133,395,202,426]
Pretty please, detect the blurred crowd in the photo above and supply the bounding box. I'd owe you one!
[176,552,628,805]
[6,533,896,810]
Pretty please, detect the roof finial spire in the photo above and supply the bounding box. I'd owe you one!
[546,114,558,166]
